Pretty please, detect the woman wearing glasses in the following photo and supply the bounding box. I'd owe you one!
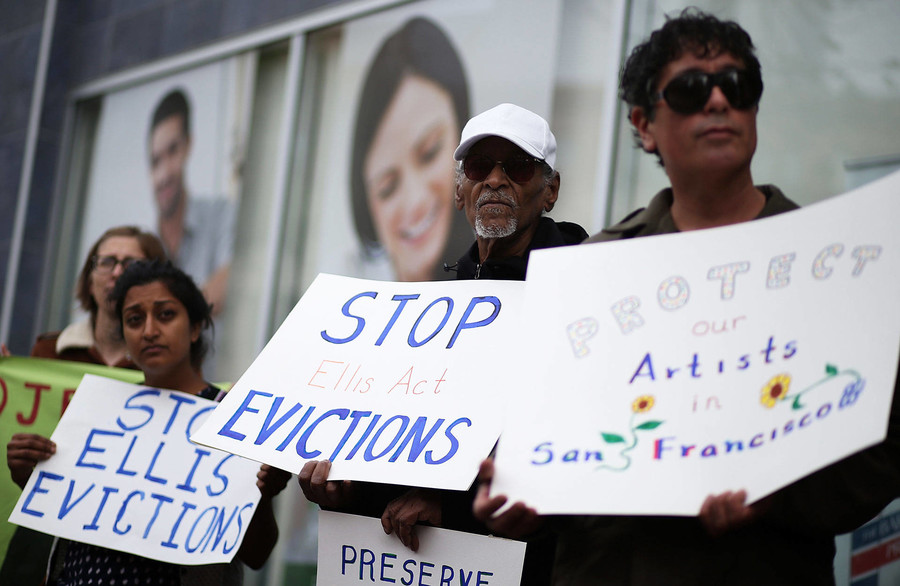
[30,225,167,366]
[350,16,474,282]
[1,226,166,585]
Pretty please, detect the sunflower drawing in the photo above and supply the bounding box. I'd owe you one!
[760,373,791,408]
[632,395,655,413]
[598,395,663,471]
[775,363,863,410]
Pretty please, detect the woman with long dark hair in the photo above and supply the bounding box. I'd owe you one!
[350,17,473,281]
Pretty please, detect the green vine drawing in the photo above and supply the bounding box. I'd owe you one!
[761,364,864,411]
[597,395,664,471]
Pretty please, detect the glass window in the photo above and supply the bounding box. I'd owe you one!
[609,0,900,223]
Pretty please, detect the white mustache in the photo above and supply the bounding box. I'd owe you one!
[476,189,517,210]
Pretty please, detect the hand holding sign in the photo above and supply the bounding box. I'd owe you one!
[256,464,291,499]
[6,434,56,489]
[698,490,751,536]
[381,487,442,552]
[298,460,357,510]
[473,459,542,540]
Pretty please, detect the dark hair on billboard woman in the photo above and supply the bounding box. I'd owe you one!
[349,16,474,281]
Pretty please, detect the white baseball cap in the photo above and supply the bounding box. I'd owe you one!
[453,103,557,169]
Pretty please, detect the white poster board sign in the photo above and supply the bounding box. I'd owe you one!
[193,275,523,490]
[492,172,900,515]
[316,510,525,585]
[9,375,262,565]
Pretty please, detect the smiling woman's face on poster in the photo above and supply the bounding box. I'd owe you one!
[350,16,473,282]
[363,73,459,282]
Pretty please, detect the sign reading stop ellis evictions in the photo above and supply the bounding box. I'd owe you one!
[193,276,523,491]
[9,375,262,565]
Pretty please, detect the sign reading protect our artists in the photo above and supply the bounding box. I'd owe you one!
[192,276,522,490]
[491,171,900,515]
[9,375,262,565]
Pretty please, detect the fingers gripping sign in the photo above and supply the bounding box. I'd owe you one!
[298,460,357,510]
[7,433,56,489]
[472,458,543,540]
[257,463,291,498]
[381,488,442,552]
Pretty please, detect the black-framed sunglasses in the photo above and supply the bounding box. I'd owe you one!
[655,68,763,114]
[93,255,140,274]
[462,153,543,184]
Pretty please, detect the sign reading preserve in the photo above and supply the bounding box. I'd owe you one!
[317,511,526,585]
[193,276,523,490]
[9,375,262,565]
[491,171,900,515]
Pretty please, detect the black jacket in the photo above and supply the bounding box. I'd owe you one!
[454,217,589,281]
[446,216,587,586]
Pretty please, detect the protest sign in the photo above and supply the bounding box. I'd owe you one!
[849,507,900,584]
[492,171,900,515]
[9,374,261,565]
[0,357,142,560]
[192,275,522,490]
[316,510,526,585]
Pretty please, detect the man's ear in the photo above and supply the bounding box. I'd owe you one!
[630,107,656,153]
[454,183,465,211]
[543,171,560,213]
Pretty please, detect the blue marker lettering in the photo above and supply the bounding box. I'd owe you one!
[76,428,125,470]
[322,291,378,344]
[425,417,471,464]
[20,471,63,517]
[116,389,159,430]
[408,298,453,347]
[218,389,272,441]
[447,296,500,349]
[376,294,420,346]
[83,485,119,531]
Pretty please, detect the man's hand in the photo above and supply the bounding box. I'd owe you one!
[7,433,55,489]
[256,464,291,499]
[472,458,542,539]
[381,488,442,552]
[699,490,760,536]
[297,460,356,510]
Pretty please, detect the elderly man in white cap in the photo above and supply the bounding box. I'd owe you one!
[298,104,584,586]
[449,103,587,279]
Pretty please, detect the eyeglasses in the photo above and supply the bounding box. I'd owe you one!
[655,68,762,114]
[93,255,140,274]
[462,153,543,184]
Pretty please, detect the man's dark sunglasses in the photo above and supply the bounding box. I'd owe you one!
[655,68,763,114]
[462,153,543,184]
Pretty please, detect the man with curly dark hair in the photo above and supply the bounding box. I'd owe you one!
[599,7,779,235]
[474,8,900,585]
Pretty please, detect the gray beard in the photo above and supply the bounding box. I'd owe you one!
[474,190,518,239]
